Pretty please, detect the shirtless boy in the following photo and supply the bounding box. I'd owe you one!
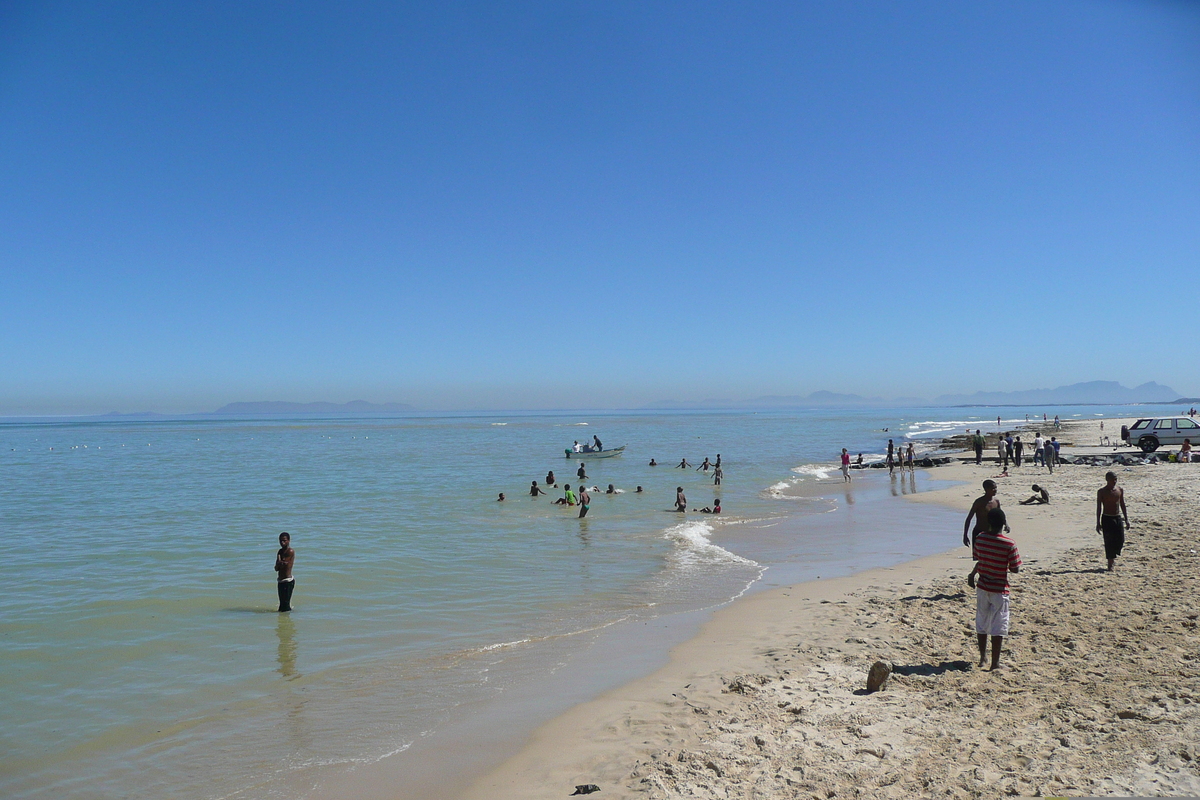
[1096,471,1130,571]
[963,480,1001,547]
[275,532,295,613]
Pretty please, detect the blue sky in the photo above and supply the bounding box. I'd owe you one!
[2,1,1198,413]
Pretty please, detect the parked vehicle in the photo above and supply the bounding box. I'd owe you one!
[1122,417,1200,452]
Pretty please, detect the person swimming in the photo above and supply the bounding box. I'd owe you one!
[700,499,721,514]
[606,484,616,494]
[635,485,643,493]
[545,470,556,486]
[530,481,547,497]
[497,493,505,501]
[649,458,658,466]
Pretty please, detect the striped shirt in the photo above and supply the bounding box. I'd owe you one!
[972,532,1021,595]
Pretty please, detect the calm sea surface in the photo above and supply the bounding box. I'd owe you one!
[0,405,1151,798]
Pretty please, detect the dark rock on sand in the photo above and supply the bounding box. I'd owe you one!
[867,660,892,693]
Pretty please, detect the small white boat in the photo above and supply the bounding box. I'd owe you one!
[565,445,626,459]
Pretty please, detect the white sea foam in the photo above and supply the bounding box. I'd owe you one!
[491,422,508,426]
[791,464,832,480]
[664,520,757,569]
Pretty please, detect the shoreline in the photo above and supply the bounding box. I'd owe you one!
[457,416,1200,799]
[307,469,963,800]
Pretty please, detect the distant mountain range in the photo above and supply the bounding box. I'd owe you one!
[933,381,1180,406]
[211,400,417,415]
[644,381,1188,409]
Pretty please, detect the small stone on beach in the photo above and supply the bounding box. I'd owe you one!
[866,660,892,693]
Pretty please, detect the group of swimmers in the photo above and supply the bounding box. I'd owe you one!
[647,454,723,485]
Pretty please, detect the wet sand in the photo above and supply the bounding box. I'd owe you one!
[460,417,1200,799]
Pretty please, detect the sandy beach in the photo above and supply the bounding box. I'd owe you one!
[460,417,1200,799]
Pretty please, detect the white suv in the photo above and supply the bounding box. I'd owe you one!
[1123,417,1200,452]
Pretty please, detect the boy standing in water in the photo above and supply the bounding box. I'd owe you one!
[275,532,295,613]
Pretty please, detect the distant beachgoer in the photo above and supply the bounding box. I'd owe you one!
[649,459,658,466]
[997,415,1001,427]
[1096,472,1130,571]
[635,485,643,493]
[997,437,1009,474]
[546,470,556,486]
[577,486,591,518]
[675,487,687,512]
[274,532,295,613]
[713,465,723,485]
[714,454,721,468]
[593,435,603,451]
[855,453,864,465]
[1043,413,1047,422]
[1054,415,1060,429]
[886,439,895,474]
[530,481,547,497]
[697,457,711,473]
[577,462,587,481]
[1013,436,1024,467]
[963,480,1001,547]
[606,484,616,494]
[840,448,851,482]
[972,429,985,465]
[970,508,1021,671]
[1033,434,1045,466]
[554,484,576,506]
[906,442,915,471]
[1180,439,1192,463]
[1019,484,1049,505]
[677,458,691,469]
[497,493,505,501]
[700,499,721,514]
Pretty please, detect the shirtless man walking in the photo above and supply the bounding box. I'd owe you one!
[274,532,295,613]
[1096,471,1131,571]
[963,480,1001,547]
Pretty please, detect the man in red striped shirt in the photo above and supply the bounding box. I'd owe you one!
[971,507,1021,671]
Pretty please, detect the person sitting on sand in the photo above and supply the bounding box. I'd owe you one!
[1019,484,1050,505]
[1180,438,1192,464]
[699,498,721,514]
[963,480,1003,547]
[674,487,687,512]
[530,481,548,497]
[554,484,576,506]
[968,507,1021,671]
[677,458,691,469]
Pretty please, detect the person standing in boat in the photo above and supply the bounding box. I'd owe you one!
[593,435,603,452]
[572,440,582,453]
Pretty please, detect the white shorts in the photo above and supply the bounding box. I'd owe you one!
[975,588,1010,636]
[841,463,850,477]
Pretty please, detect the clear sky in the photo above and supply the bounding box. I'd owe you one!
[2,1,1198,413]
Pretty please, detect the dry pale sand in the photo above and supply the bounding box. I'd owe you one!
[460,417,1200,799]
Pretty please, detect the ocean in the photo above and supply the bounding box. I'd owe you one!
[0,405,1156,799]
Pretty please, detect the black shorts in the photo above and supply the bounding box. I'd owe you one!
[1101,515,1125,560]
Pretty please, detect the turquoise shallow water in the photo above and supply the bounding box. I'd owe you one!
[0,405,1152,798]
